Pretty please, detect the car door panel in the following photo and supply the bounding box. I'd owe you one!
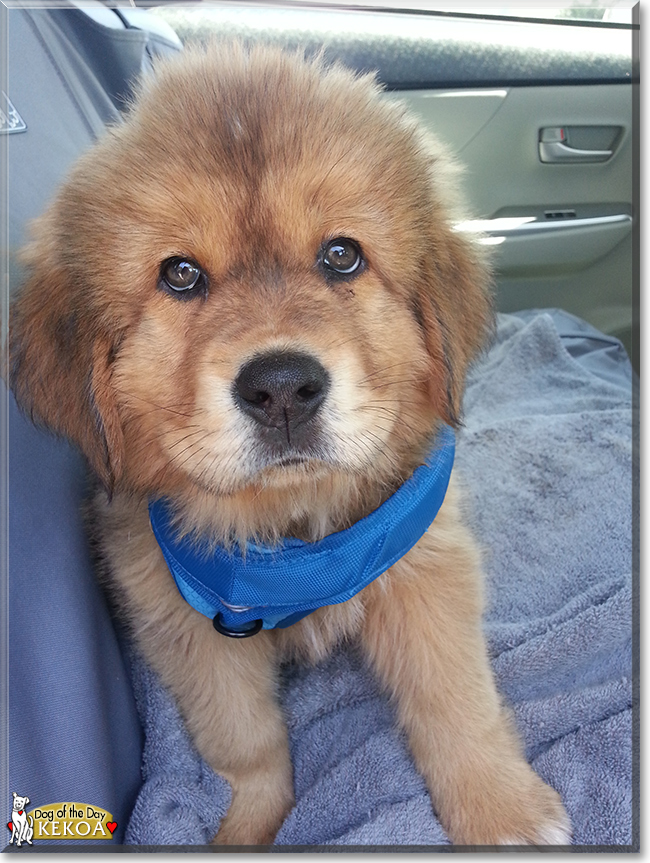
[398,82,634,350]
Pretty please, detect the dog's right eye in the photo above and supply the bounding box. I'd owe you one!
[159,257,207,299]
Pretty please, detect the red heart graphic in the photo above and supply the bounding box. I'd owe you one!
[7,821,12,832]
[106,822,117,835]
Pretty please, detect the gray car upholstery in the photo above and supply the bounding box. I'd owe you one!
[5,5,180,843]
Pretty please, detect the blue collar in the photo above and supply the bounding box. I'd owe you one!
[149,425,455,637]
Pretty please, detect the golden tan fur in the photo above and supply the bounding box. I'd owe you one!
[10,44,570,845]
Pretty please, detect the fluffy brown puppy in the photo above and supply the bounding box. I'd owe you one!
[10,45,570,846]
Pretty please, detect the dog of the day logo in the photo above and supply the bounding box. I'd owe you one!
[7,795,117,844]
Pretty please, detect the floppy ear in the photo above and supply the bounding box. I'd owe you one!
[414,228,493,427]
[10,249,124,494]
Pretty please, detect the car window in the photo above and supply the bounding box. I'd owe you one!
[149,3,634,88]
[272,1,637,23]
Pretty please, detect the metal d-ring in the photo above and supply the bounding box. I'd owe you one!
[212,612,263,638]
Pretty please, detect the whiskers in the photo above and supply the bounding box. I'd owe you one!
[109,349,429,528]
[107,382,195,419]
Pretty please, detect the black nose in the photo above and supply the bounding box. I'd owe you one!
[233,351,330,437]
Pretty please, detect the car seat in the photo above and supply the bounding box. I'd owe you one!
[4,2,181,843]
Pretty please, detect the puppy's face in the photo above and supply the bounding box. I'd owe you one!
[10,46,490,532]
[111,149,436,500]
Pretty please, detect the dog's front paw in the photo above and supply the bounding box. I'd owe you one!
[492,778,571,846]
[441,761,571,847]
[212,819,279,847]
[211,767,294,846]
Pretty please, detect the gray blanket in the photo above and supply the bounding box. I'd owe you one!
[125,311,635,848]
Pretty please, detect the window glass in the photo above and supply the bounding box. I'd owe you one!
[151,1,636,30]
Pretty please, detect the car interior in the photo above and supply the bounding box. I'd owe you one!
[2,0,637,848]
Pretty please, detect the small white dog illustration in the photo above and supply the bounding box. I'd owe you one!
[9,793,33,847]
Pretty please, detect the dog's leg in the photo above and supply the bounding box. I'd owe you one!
[199,632,294,846]
[99,500,294,846]
[147,611,293,845]
[359,493,570,846]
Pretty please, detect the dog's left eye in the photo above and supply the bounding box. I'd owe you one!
[320,238,364,279]
[159,257,207,299]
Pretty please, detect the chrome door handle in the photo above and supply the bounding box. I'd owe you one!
[539,140,613,163]
[539,126,614,163]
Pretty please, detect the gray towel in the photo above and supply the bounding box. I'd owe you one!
[124,654,231,845]
[125,311,634,847]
